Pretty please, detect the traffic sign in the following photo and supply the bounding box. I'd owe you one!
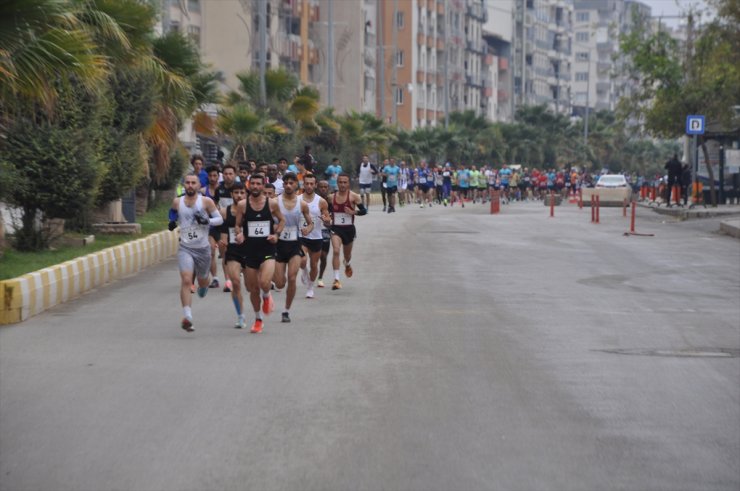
[686,115,705,135]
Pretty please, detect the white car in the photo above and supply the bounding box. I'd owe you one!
[595,174,629,188]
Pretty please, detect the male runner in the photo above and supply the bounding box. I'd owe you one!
[234,173,286,333]
[203,165,222,288]
[299,174,331,298]
[315,180,333,288]
[357,155,377,209]
[329,173,367,289]
[325,158,343,192]
[216,163,238,292]
[218,181,249,328]
[273,173,313,322]
[382,159,400,213]
[168,173,223,332]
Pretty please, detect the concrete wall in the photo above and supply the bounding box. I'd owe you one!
[0,230,179,325]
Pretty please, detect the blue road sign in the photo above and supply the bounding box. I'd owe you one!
[686,115,705,135]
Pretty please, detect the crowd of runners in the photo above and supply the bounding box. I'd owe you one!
[169,153,365,334]
[170,152,679,333]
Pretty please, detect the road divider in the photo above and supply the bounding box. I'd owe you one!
[0,229,179,325]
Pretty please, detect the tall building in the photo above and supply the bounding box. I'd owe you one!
[483,0,514,121]
[375,0,490,129]
[571,0,651,116]
[512,0,574,115]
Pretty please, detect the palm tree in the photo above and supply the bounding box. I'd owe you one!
[0,0,109,112]
[217,104,287,161]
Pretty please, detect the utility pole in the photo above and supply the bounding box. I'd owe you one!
[327,0,334,107]
[443,0,449,127]
[391,0,399,125]
[258,0,267,106]
[377,0,385,121]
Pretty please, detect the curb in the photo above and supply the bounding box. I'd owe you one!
[719,219,740,239]
[0,229,178,325]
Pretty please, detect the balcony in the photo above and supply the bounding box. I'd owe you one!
[596,41,612,52]
[418,33,426,45]
[465,39,486,55]
[417,69,426,82]
[465,2,488,22]
[437,1,445,15]
[498,57,509,71]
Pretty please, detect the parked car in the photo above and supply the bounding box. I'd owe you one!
[595,174,629,188]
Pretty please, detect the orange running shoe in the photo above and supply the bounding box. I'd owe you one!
[250,319,263,333]
[181,318,194,332]
[262,294,274,315]
[344,263,353,278]
[332,279,342,290]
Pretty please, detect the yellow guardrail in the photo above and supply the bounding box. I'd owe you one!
[0,229,179,325]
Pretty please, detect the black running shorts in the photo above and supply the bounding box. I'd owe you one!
[331,225,356,246]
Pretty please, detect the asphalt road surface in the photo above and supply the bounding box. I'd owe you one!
[1,201,739,491]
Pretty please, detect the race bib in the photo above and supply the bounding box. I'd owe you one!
[334,213,351,225]
[228,227,237,244]
[247,220,270,238]
[280,228,298,241]
[180,225,201,244]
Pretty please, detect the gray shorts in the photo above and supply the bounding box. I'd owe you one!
[178,245,212,279]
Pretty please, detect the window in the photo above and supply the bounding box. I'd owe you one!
[187,25,201,47]
[576,11,589,22]
[396,11,404,29]
[188,0,200,13]
[576,52,589,62]
[396,49,404,67]
[169,20,180,33]
[576,72,589,81]
[576,31,589,42]
[395,87,404,105]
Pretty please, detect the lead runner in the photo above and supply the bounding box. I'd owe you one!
[168,173,223,332]
[329,173,367,290]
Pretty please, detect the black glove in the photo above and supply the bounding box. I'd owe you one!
[194,212,210,225]
[356,203,367,216]
[168,220,178,231]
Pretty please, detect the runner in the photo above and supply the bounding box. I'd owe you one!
[325,158,343,193]
[357,155,377,209]
[329,173,367,290]
[398,161,410,207]
[315,180,333,288]
[299,174,331,298]
[216,163,238,292]
[218,181,249,328]
[234,173,286,333]
[273,173,313,323]
[168,173,223,332]
[203,165,222,288]
[382,159,400,213]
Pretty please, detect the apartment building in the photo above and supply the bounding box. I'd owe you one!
[571,0,651,117]
[483,0,514,122]
[375,0,490,129]
[512,0,574,115]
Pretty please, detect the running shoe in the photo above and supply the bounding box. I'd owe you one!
[345,263,353,278]
[300,268,308,286]
[223,280,232,292]
[262,294,274,315]
[420,203,424,208]
[181,318,194,333]
[317,279,325,288]
[197,286,208,298]
[382,206,387,212]
[234,317,246,329]
[250,319,263,333]
[306,287,314,298]
[281,312,291,323]
[190,284,196,293]
[332,279,342,290]
[209,278,219,288]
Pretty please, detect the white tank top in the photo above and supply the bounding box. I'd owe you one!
[178,194,210,249]
[278,195,303,242]
[301,193,324,240]
[358,163,374,185]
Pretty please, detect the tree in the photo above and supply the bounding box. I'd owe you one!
[620,0,740,205]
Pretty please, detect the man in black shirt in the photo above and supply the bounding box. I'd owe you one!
[664,153,683,207]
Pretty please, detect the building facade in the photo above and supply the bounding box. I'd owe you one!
[483,0,514,121]
[512,0,573,115]
[571,0,651,116]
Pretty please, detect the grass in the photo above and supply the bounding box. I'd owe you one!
[0,201,171,281]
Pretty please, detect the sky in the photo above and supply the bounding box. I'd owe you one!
[642,0,714,26]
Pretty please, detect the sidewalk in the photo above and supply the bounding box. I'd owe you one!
[638,201,740,238]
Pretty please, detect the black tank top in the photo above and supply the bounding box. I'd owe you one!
[242,196,274,247]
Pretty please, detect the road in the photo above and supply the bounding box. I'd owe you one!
[1,201,739,491]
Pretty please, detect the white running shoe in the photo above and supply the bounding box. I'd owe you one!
[306,287,314,299]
